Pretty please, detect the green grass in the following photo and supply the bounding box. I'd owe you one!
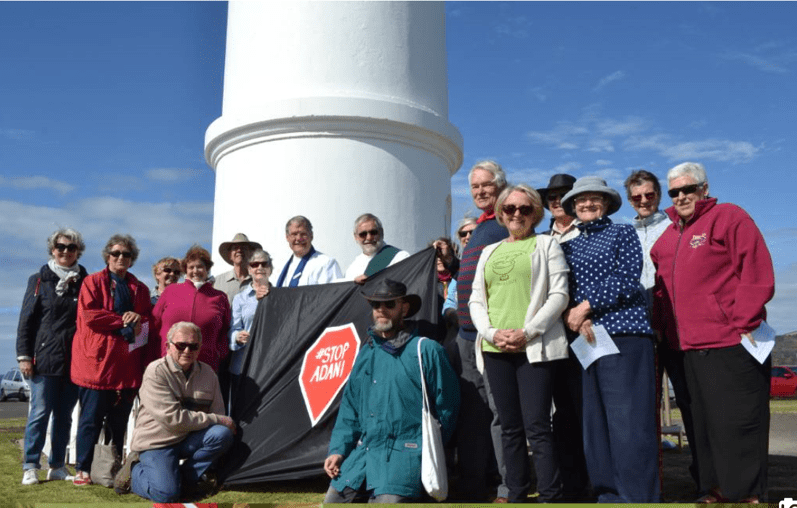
[2,399,795,507]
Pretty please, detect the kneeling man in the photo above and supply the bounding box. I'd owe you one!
[324,279,460,503]
[116,321,236,502]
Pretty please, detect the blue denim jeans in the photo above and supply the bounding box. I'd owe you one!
[75,387,136,473]
[23,374,79,470]
[131,424,234,502]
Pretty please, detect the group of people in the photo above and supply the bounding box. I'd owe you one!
[16,159,774,503]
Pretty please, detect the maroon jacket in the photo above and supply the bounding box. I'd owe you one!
[71,268,152,390]
[152,280,231,372]
[651,198,774,350]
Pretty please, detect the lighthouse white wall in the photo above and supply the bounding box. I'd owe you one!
[205,1,463,277]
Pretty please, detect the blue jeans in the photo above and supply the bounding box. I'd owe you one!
[23,375,79,470]
[131,424,234,502]
[75,387,136,472]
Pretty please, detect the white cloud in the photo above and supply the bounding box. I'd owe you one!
[721,51,791,74]
[595,159,613,166]
[493,15,531,39]
[660,139,759,163]
[587,139,615,153]
[594,70,626,91]
[0,175,75,195]
[0,128,35,141]
[597,117,647,137]
[145,168,202,182]
[527,122,589,148]
[767,263,797,335]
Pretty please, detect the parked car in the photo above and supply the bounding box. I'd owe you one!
[0,368,30,402]
[771,366,797,398]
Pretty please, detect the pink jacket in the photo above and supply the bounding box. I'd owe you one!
[71,268,152,390]
[651,198,774,350]
[152,280,231,372]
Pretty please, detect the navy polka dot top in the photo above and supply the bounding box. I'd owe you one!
[561,216,653,337]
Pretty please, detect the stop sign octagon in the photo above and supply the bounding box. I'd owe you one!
[299,323,362,426]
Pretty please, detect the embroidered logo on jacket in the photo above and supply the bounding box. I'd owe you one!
[690,233,707,249]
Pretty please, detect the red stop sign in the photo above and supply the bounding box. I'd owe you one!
[299,323,361,426]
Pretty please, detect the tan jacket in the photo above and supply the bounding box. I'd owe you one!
[130,356,224,452]
[468,234,570,373]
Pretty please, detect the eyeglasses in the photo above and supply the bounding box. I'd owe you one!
[667,183,703,199]
[161,267,180,274]
[546,192,565,202]
[630,192,657,203]
[501,204,534,216]
[574,195,604,205]
[249,261,270,268]
[368,300,398,310]
[170,341,200,352]
[109,251,133,259]
[55,243,78,253]
[458,229,474,239]
[358,229,380,239]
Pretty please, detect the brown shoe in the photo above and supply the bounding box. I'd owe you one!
[113,451,139,494]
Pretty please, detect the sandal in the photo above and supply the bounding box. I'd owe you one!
[72,470,92,486]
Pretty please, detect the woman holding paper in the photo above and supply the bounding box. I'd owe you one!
[559,176,659,503]
[469,184,570,503]
[650,162,774,503]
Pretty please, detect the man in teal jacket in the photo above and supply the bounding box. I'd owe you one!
[323,279,459,503]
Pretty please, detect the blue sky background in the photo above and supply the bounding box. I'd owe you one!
[2,2,796,372]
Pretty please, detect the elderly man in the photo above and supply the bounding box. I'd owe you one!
[276,216,342,287]
[625,169,699,487]
[213,233,262,303]
[651,162,774,503]
[344,213,410,284]
[324,279,459,503]
[114,321,235,502]
[454,160,508,502]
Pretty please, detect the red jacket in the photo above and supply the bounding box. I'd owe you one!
[71,268,152,390]
[651,198,774,350]
[152,280,231,372]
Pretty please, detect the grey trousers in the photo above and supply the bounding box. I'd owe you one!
[324,485,413,503]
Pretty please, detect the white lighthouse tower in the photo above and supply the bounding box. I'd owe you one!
[204,1,463,275]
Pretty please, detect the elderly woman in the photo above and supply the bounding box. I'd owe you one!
[153,245,231,373]
[17,228,88,485]
[71,234,152,486]
[442,217,478,323]
[559,176,659,502]
[651,162,774,503]
[469,184,570,502]
[150,257,182,305]
[229,249,272,392]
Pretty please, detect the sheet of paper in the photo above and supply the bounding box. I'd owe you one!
[741,320,776,364]
[569,324,620,370]
[129,321,149,352]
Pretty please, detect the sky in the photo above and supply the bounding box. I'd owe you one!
[2,1,796,373]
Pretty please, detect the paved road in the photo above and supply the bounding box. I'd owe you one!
[0,401,27,420]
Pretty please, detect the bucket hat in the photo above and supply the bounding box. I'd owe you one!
[561,176,623,217]
[218,233,262,265]
[536,174,577,210]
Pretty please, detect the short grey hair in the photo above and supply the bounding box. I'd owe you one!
[247,248,272,265]
[667,162,707,186]
[353,213,384,236]
[47,228,86,260]
[285,215,313,235]
[101,234,140,265]
[167,321,202,344]
[468,160,508,191]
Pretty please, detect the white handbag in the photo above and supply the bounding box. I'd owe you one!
[417,338,448,501]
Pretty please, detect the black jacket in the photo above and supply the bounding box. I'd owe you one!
[16,264,88,376]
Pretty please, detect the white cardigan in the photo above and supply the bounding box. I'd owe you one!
[468,234,570,373]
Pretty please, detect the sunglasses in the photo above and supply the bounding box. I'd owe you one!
[630,192,657,203]
[667,183,703,199]
[109,250,133,259]
[368,300,398,310]
[249,261,270,268]
[546,192,565,202]
[170,341,200,352]
[458,229,474,238]
[161,267,180,274]
[55,243,78,253]
[502,204,534,216]
[358,229,380,239]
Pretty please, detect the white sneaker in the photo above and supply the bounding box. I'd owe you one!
[47,466,73,481]
[22,469,39,485]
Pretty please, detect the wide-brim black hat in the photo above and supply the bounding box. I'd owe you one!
[537,174,577,210]
[360,279,422,318]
